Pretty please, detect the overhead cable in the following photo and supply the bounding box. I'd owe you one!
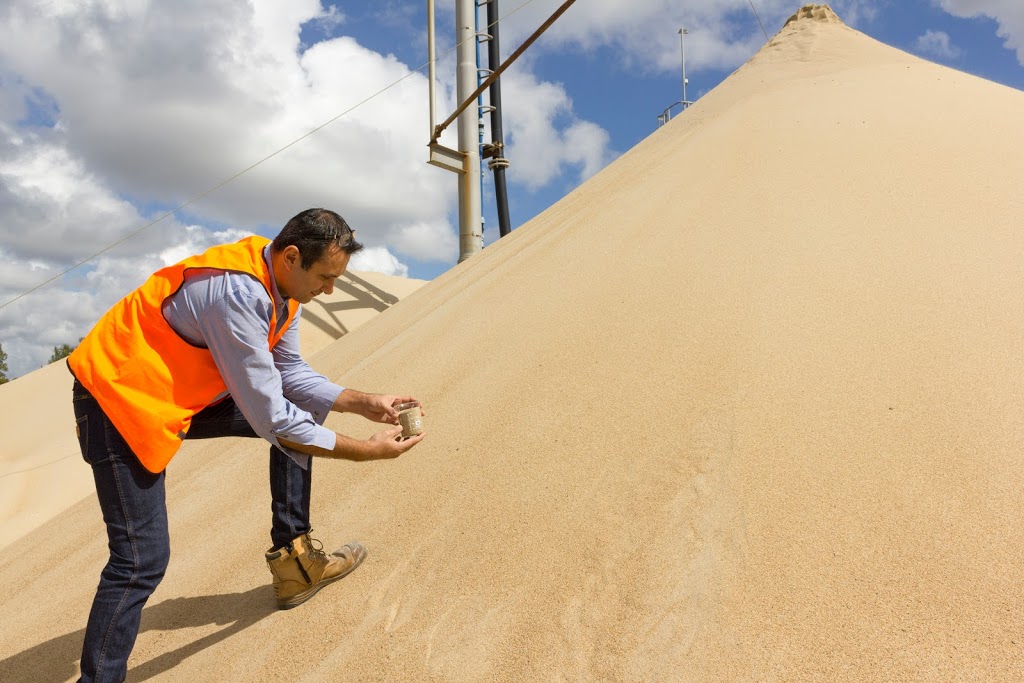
[749,1,770,42]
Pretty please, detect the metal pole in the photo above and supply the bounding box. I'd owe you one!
[679,28,688,107]
[428,0,437,136]
[456,0,483,262]
[487,0,511,237]
[476,2,486,243]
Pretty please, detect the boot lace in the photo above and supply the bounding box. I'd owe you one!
[305,532,327,562]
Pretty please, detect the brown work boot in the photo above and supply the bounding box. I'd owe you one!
[265,533,367,610]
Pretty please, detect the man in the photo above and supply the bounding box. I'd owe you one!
[68,208,424,683]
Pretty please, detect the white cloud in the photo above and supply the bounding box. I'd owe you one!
[387,219,459,263]
[934,0,1024,65]
[915,29,964,60]
[156,225,255,268]
[350,246,410,278]
[0,126,146,263]
[501,71,616,191]
[0,0,455,246]
[562,121,614,182]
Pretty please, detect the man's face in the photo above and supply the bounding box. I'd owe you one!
[280,244,351,304]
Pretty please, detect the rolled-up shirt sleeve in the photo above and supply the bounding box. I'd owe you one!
[194,280,337,460]
[272,314,345,422]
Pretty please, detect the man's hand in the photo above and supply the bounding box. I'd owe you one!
[279,426,425,462]
[333,388,424,425]
[365,426,426,458]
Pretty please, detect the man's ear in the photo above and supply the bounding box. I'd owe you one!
[282,245,301,271]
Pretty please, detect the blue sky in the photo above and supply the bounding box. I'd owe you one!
[0,0,1022,376]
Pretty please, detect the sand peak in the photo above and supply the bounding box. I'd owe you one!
[783,4,844,28]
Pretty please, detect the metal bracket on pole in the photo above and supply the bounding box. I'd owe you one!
[428,142,466,174]
[430,0,578,145]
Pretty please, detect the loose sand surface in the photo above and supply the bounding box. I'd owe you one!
[2,5,1023,681]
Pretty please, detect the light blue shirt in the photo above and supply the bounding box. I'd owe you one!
[161,244,341,467]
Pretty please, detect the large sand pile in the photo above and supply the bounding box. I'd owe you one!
[2,5,1023,681]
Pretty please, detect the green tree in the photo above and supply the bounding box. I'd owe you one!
[48,343,77,364]
[0,343,9,384]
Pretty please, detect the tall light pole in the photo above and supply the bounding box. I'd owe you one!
[455,0,483,262]
[679,27,689,108]
[657,28,693,127]
[426,0,483,263]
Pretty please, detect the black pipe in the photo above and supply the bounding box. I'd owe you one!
[486,0,512,237]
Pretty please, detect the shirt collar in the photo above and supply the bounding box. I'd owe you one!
[263,244,288,309]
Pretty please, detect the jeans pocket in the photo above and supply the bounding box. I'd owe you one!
[75,414,91,464]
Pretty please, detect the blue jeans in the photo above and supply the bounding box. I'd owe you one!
[72,380,312,683]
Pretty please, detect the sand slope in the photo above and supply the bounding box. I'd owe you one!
[2,5,1023,681]
[0,270,423,551]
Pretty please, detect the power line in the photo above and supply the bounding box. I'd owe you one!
[0,0,546,312]
[749,1,770,42]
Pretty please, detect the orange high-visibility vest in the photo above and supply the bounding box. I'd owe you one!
[68,235,299,473]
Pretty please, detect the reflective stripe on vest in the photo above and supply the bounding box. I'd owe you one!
[67,235,299,473]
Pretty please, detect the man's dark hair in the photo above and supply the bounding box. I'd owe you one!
[272,208,364,269]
